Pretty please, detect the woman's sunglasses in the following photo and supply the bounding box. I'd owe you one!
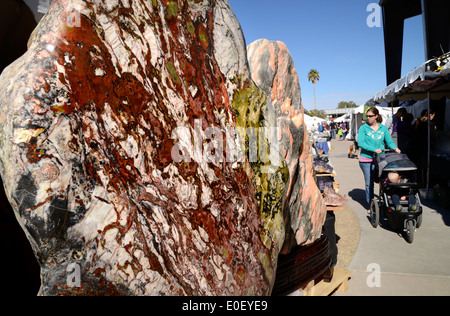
[366,114,377,118]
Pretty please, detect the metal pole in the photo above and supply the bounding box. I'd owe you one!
[426,91,431,199]
[421,0,429,60]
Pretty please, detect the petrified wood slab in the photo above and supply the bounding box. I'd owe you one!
[0,0,325,296]
[247,39,326,252]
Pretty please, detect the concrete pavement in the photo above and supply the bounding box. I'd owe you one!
[326,138,450,296]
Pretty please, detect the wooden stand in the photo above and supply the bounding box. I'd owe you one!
[316,172,336,178]
[272,235,332,296]
[326,205,344,211]
[303,268,352,296]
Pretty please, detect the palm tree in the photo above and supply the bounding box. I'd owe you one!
[308,69,320,110]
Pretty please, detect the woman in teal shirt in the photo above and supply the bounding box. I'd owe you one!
[358,107,400,208]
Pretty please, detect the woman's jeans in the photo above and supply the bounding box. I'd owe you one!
[359,162,375,208]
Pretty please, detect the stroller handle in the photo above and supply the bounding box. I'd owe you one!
[372,148,398,159]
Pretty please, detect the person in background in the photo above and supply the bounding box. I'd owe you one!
[385,107,407,146]
[330,121,337,139]
[396,112,414,157]
[317,123,324,133]
[342,122,348,140]
[412,109,438,185]
[337,126,343,140]
[358,107,401,209]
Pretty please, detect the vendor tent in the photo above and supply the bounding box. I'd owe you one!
[303,114,323,131]
[334,112,351,123]
[366,52,450,106]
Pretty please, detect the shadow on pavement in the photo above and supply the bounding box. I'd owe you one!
[347,188,367,210]
[421,199,450,227]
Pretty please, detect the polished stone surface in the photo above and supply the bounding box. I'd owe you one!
[247,39,326,252]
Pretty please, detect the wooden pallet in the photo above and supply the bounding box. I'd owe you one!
[316,172,337,178]
[272,236,332,296]
[326,205,344,211]
[303,268,352,296]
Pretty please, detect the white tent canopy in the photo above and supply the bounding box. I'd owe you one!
[303,114,323,131]
[366,53,450,106]
[334,112,351,123]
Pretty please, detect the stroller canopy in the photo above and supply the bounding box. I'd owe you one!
[376,153,417,177]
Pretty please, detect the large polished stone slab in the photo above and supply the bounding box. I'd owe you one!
[247,39,326,252]
[0,0,325,296]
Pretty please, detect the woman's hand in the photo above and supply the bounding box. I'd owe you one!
[394,148,401,154]
[375,149,383,154]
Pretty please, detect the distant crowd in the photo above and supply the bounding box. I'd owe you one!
[315,121,350,141]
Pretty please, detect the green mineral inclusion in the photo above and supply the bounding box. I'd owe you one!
[187,20,195,37]
[231,77,288,253]
[166,1,178,19]
[166,61,181,85]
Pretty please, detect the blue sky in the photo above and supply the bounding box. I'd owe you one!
[227,0,426,111]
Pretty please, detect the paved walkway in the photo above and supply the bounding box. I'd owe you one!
[326,138,450,296]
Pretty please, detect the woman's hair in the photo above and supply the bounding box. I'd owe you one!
[367,107,383,123]
[405,113,414,123]
[418,109,435,122]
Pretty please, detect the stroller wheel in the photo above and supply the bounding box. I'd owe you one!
[416,214,423,229]
[369,198,380,228]
[404,220,415,244]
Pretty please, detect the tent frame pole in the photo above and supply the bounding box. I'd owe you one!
[426,91,431,199]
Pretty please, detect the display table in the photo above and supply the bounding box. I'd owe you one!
[315,141,329,155]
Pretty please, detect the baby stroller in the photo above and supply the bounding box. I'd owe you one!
[369,150,423,243]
